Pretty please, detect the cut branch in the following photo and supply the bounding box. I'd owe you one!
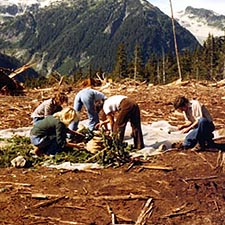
[135,198,153,225]
[184,175,218,182]
[32,196,66,209]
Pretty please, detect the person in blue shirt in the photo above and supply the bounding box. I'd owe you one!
[69,88,107,132]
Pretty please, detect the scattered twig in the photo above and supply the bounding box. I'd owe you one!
[135,198,153,225]
[58,76,64,86]
[71,194,151,201]
[215,151,225,172]
[29,193,151,201]
[32,196,65,208]
[31,193,52,199]
[85,147,107,163]
[162,208,197,218]
[214,200,220,212]
[25,214,85,224]
[192,150,214,169]
[140,165,174,172]
[184,175,218,182]
[53,205,86,210]
[107,204,117,225]
[125,161,136,172]
[0,181,32,187]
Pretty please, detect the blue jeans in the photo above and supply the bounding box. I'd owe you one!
[30,135,61,155]
[69,89,99,132]
[183,117,215,149]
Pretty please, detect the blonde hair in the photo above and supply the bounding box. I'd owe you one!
[53,107,78,126]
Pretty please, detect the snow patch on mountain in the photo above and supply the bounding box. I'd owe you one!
[175,8,225,45]
[0,0,59,7]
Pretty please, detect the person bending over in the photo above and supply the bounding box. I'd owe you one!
[31,92,68,124]
[69,88,107,132]
[97,95,144,150]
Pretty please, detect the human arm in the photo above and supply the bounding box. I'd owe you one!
[67,128,85,137]
[66,141,85,149]
[179,100,203,133]
[178,119,198,133]
[95,112,114,131]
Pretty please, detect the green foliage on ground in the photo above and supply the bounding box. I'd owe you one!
[0,136,42,168]
[0,132,134,168]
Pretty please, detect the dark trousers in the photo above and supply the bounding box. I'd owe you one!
[113,98,145,149]
[183,117,215,149]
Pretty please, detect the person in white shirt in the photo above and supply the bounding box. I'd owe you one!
[97,95,144,150]
[173,95,215,150]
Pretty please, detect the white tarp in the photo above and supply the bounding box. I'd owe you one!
[0,120,223,169]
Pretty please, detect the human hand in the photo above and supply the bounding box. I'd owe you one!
[182,128,190,134]
[76,142,86,148]
[177,125,183,130]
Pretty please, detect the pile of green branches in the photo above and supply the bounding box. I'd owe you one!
[0,131,134,168]
[86,131,133,167]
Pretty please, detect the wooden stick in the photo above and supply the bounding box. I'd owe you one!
[135,198,153,225]
[0,181,32,187]
[58,76,64,86]
[106,204,116,225]
[25,214,85,224]
[162,208,196,218]
[53,205,86,210]
[71,194,150,201]
[85,147,107,162]
[28,192,151,201]
[125,161,136,172]
[216,150,222,168]
[184,175,218,182]
[140,165,174,171]
[192,151,214,169]
[32,196,65,209]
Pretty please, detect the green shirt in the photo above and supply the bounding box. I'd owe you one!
[30,116,67,149]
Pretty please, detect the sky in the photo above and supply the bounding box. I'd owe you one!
[148,0,225,16]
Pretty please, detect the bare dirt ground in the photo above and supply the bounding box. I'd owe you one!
[1,80,225,225]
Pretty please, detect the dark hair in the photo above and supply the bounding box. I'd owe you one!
[95,100,104,113]
[54,92,68,105]
[173,96,189,109]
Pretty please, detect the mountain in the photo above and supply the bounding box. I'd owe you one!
[175,6,225,45]
[0,0,200,76]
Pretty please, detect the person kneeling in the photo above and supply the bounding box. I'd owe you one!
[30,107,84,156]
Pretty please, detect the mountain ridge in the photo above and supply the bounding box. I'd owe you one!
[175,6,225,44]
[0,0,199,76]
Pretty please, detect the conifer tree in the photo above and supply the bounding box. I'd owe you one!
[133,44,144,80]
[112,43,128,80]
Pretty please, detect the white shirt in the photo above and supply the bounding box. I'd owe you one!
[184,100,213,123]
[103,95,127,115]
